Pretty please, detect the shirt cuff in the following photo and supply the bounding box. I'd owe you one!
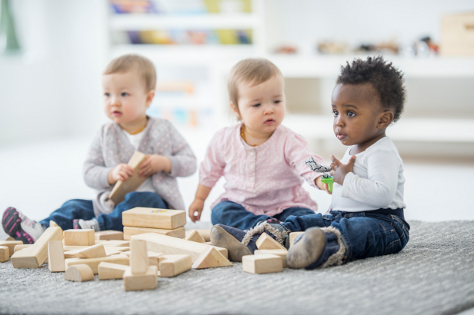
[341,172,355,198]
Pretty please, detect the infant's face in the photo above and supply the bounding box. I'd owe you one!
[102,70,152,128]
[331,83,385,148]
[235,75,286,137]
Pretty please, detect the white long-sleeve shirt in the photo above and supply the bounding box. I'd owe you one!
[330,137,406,212]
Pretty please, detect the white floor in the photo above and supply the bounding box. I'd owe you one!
[1,133,473,241]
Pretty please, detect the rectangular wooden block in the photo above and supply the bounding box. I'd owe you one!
[48,241,65,272]
[130,239,148,274]
[109,151,148,205]
[65,254,129,274]
[95,231,124,241]
[11,227,63,268]
[98,262,129,280]
[63,229,95,246]
[242,254,283,274]
[0,246,9,262]
[255,249,288,268]
[131,233,227,263]
[159,254,192,277]
[124,226,185,240]
[0,241,23,257]
[122,208,186,230]
[123,265,158,291]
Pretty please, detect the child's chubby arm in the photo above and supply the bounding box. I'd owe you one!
[188,184,212,223]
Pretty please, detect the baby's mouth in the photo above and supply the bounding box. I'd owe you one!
[264,118,275,124]
[112,110,122,116]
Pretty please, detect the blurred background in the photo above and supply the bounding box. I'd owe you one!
[1,0,473,233]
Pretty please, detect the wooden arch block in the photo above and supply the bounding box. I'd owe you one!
[64,264,94,282]
[192,247,232,269]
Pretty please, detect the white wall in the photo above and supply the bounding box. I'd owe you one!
[0,0,107,146]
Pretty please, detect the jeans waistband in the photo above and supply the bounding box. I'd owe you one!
[366,208,404,220]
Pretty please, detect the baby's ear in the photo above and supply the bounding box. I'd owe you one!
[146,90,155,107]
[230,102,241,119]
[378,110,393,129]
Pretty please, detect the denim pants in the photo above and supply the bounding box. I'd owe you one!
[211,200,316,230]
[39,192,168,231]
[283,210,410,263]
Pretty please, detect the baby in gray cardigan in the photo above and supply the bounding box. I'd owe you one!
[3,54,197,244]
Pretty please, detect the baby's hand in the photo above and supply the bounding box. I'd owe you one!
[315,177,332,195]
[188,198,205,223]
[139,154,171,177]
[330,155,356,185]
[108,163,134,185]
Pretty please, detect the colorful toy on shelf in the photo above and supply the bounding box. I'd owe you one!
[305,157,333,193]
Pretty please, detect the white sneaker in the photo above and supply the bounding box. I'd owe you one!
[2,207,46,244]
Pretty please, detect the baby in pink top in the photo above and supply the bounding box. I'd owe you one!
[188,58,330,230]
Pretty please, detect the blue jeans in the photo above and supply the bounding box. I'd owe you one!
[39,192,168,231]
[283,210,410,263]
[211,201,316,230]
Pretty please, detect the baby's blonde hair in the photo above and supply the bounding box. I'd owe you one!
[103,54,156,91]
[228,58,283,108]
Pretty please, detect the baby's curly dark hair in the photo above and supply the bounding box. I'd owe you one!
[336,56,406,122]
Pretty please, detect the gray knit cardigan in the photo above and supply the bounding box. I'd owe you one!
[83,117,197,216]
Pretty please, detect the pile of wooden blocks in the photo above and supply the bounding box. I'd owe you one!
[241,231,304,274]
[1,207,234,292]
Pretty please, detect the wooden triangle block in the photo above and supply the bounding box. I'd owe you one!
[256,233,287,251]
[192,247,232,269]
[185,230,205,243]
[75,244,107,259]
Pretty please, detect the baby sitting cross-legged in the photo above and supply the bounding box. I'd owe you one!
[211,56,410,268]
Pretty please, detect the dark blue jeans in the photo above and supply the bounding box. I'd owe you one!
[211,201,316,230]
[283,211,410,263]
[39,192,168,231]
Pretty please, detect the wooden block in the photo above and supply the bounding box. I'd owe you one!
[123,265,158,291]
[65,254,129,274]
[64,264,94,282]
[11,227,63,268]
[6,236,15,241]
[255,249,288,268]
[192,247,232,269]
[122,208,186,230]
[63,229,95,246]
[98,262,129,280]
[109,151,148,205]
[242,254,283,274]
[73,244,107,259]
[289,232,304,247]
[123,251,162,268]
[14,244,32,253]
[185,230,205,243]
[256,233,287,251]
[130,239,148,274]
[196,230,211,242]
[131,233,227,263]
[49,220,60,228]
[0,241,23,257]
[97,240,130,247]
[0,246,9,262]
[124,226,185,240]
[159,254,192,277]
[48,241,65,272]
[95,231,124,241]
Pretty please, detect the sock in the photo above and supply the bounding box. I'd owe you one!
[73,218,100,232]
[2,207,45,244]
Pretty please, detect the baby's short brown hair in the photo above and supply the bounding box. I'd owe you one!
[103,54,156,91]
[227,58,282,108]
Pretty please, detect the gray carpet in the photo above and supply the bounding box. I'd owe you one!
[1,220,473,315]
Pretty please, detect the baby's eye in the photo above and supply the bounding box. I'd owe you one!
[274,100,281,104]
[121,92,129,97]
[104,93,110,97]
[252,103,261,107]
[347,111,355,117]
[333,110,339,116]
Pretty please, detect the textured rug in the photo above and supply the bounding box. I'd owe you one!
[1,220,473,315]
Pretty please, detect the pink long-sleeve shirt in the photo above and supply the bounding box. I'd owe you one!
[199,123,325,216]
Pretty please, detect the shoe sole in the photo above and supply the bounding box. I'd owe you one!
[287,228,326,269]
[210,225,252,262]
[2,207,35,244]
